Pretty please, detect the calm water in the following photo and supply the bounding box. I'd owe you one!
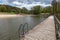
[0,16,45,40]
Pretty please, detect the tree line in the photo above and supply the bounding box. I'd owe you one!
[0,2,60,15]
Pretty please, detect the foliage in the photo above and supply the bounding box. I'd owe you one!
[41,6,53,13]
[56,2,60,13]
[0,5,21,14]
[29,6,41,15]
[20,7,28,14]
[0,4,58,15]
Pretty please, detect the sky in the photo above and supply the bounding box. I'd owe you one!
[0,0,53,9]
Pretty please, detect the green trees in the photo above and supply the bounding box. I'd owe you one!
[0,5,21,14]
[0,6,7,12]
[0,4,54,15]
[51,0,60,16]
[56,2,60,13]
[41,6,53,13]
[20,7,28,14]
[29,6,41,15]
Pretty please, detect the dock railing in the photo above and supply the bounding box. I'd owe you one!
[54,16,60,40]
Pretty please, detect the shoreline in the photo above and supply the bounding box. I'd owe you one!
[0,14,23,18]
[0,14,37,18]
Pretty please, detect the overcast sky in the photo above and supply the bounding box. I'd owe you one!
[0,0,53,9]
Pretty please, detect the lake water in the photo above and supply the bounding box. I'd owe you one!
[0,16,45,40]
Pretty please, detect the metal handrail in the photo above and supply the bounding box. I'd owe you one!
[54,16,60,40]
[23,23,29,34]
[18,24,23,38]
[18,23,29,40]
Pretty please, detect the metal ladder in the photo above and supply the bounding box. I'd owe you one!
[18,23,29,40]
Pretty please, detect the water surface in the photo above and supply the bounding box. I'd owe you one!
[0,16,45,40]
